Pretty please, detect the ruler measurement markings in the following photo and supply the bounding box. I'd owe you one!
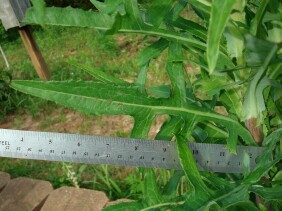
[0,129,266,173]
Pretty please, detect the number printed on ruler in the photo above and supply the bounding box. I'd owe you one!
[0,129,266,173]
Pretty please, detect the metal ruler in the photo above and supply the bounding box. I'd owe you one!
[0,129,266,173]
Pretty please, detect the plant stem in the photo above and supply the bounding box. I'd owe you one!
[140,201,185,211]
[245,118,263,145]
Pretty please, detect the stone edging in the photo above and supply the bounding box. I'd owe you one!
[0,172,131,211]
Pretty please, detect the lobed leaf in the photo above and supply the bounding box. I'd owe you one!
[11,80,255,151]
[11,81,157,116]
[24,3,209,51]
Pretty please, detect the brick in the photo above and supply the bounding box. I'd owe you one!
[0,177,53,211]
[41,186,109,211]
[0,172,10,191]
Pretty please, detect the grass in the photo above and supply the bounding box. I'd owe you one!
[0,24,168,115]
[0,24,175,200]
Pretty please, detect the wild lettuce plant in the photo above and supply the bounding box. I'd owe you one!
[11,0,282,210]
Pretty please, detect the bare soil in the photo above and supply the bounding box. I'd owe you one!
[0,107,166,139]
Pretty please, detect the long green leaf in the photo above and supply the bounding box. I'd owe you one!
[24,5,207,51]
[11,80,255,151]
[176,135,209,193]
[207,0,236,73]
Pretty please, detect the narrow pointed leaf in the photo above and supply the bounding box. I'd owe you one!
[155,116,184,141]
[68,61,129,85]
[171,17,207,41]
[250,0,268,36]
[137,38,169,68]
[131,111,155,139]
[162,171,184,198]
[135,64,149,93]
[249,186,282,202]
[166,42,186,107]
[143,169,163,206]
[186,0,211,19]
[148,85,171,99]
[207,0,236,73]
[176,135,209,193]
[147,0,174,27]
[200,185,250,210]
[136,38,169,91]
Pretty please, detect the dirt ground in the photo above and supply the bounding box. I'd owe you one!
[0,107,166,139]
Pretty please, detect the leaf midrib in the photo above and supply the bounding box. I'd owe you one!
[19,84,238,124]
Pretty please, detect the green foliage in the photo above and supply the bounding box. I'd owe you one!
[0,70,34,118]
[0,24,19,43]
[11,0,282,209]
[207,0,236,73]
[45,0,95,9]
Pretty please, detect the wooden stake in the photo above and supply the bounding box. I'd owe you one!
[18,26,50,80]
